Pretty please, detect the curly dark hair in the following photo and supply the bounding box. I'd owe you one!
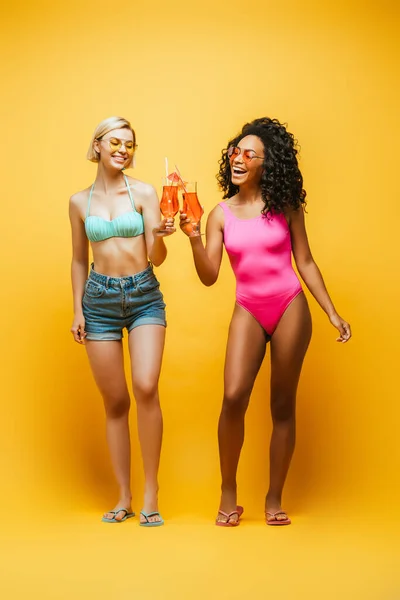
[217,117,306,216]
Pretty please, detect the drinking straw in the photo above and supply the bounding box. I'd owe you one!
[165,157,169,178]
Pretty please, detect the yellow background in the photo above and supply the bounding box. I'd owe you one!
[1,1,399,598]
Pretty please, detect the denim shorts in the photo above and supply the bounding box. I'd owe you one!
[82,263,166,341]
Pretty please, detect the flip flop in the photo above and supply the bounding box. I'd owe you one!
[216,505,244,527]
[265,510,291,526]
[139,511,164,527]
[101,508,135,523]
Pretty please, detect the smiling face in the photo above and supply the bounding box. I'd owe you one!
[93,127,135,171]
[229,135,265,188]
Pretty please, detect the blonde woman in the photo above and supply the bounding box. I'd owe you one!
[69,117,174,526]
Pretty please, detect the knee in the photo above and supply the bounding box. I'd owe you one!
[222,386,250,417]
[133,379,159,405]
[270,390,295,423]
[104,394,130,419]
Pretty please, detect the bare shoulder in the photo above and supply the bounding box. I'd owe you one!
[125,175,156,198]
[124,176,156,213]
[285,205,305,227]
[69,186,91,212]
[208,204,225,229]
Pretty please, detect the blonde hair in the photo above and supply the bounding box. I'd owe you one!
[87,116,137,168]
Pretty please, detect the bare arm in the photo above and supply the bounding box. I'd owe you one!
[141,185,175,267]
[180,206,224,286]
[289,207,351,342]
[69,196,89,343]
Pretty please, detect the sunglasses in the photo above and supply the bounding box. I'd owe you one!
[227,146,264,163]
[97,137,137,155]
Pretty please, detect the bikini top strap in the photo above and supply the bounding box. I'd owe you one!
[123,174,137,212]
[86,184,95,218]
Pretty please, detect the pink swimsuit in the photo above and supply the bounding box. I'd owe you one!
[220,202,303,336]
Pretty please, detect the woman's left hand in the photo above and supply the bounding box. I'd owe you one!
[329,313,352,343]
[153,218,176,237]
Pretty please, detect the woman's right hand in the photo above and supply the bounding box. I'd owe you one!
[71,313,86,344]
[179,211,201,238]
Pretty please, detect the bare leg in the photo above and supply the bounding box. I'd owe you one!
[217,304,267,524]
[266,292,312,522]
[128,325,165,524]
[85,340,132,521]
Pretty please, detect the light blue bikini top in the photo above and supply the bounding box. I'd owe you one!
[85,175,145,242]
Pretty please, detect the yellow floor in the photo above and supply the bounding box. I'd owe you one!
[1,509,399,599]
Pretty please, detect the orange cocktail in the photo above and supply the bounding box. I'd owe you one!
[182,182,203,233]
[160,176,179,218]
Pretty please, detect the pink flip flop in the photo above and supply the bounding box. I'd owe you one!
[216,505,244,527]
[265,510,291,526]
